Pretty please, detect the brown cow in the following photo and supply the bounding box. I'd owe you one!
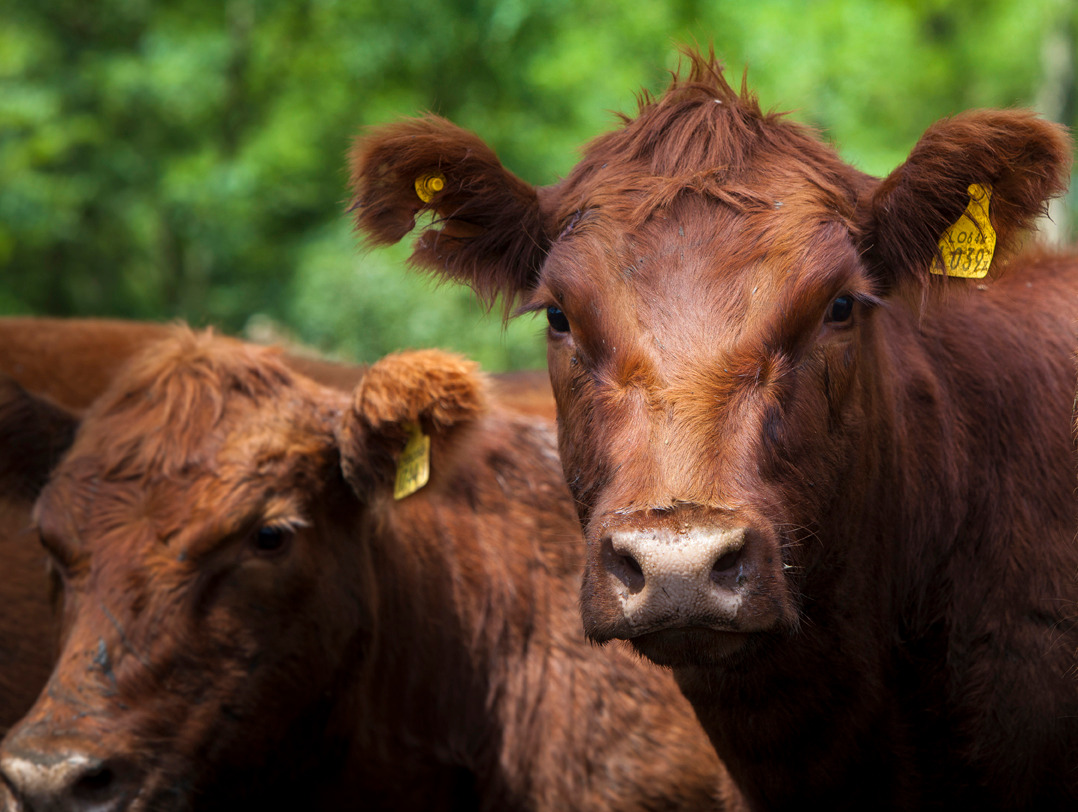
[0,317,555,738]
[0,316,554,419]
[348,50,1078,809]
[0,330,735,811]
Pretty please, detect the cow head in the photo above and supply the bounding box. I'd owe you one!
[349,50,1072,669]
[0,330,492,811]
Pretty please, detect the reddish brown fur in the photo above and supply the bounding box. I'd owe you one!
[0,330,735,811]
[348,48,1078,809]
[0,318,556,741]
[0,316,556,420]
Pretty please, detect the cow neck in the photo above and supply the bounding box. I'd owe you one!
[352,416,583,801]
[675,271,1078,809]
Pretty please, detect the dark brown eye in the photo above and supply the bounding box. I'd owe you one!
[826,295,854,324]
[252,526,292,556]
[546,305,570,334]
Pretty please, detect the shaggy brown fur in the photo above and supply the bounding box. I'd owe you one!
[0,316,555,419]
[348,48,1078,810]
[0,318,557,740]
[0,330,736,811]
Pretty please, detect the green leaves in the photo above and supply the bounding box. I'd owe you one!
[1,0,1072,369]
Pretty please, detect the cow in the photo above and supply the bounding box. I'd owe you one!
[0,317,555,737]
[0,316,555,419]
[347,48,1078,809]
[0,379,73,732]
[0,329,737,811]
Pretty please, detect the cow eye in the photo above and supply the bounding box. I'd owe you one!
[251,526,293,556]
[825,295,854,324]
[546,306,570,334]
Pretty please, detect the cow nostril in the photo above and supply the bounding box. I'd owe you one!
[612,552,646,593]
[72,764,116,800]
[602,536,646,593]
[621,553,643,578]
[711,547,742,580]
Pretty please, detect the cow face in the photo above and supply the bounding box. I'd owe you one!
[0,332,365,811]
[533,197,877,665]
[349,51,1071,669]
[0,335,492,812]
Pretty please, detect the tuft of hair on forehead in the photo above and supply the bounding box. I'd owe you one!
[66,326,302,481]
[554,46,873,229]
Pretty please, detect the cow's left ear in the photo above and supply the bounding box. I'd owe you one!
[336,349,489,500]
[348,115,556,316]
[855,110,1072,289]
[0,376,80,500]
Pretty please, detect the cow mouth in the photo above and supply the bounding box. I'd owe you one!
[626,626,755,668]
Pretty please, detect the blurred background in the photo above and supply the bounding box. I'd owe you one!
[2,0,1075,371]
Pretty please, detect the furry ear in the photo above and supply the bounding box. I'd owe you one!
[0,376,80,500]
[856,109,1072,289]
[348,115,554,315]
[336,349,489,498]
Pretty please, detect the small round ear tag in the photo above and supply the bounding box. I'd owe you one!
[415,173,445,204]
[931,183,996,278]
[394,423,431,500]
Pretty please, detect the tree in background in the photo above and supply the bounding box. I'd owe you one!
[2,0,1074,369]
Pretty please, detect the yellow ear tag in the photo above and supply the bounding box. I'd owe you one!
[414,173,445,204]
[931,183,996,278]
[393,423,431,500]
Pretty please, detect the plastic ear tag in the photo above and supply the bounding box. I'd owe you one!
[393,423,430,500]
[931,183,996,278]
[414,173,445,203]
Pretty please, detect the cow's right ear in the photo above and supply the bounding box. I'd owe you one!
[336,349,488,500]
[0,376,79,500]
[348,115,554,315]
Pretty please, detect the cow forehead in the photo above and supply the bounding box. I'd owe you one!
[41,393,338,558]
[541,196,863,359]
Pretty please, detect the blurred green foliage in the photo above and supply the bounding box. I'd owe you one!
[2,0,1075,369]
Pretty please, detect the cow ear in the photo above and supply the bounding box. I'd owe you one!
[348,115,554,315]
[0,376,80,500]
[336,349,488,499]
[856,110,1072,290]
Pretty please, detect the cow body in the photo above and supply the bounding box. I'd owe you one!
[0,316,553,418]
[0,331,734,811]
[349,50,1078,808]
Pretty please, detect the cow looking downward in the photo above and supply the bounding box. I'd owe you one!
[0,331,733,811]
[349,49,1078,809]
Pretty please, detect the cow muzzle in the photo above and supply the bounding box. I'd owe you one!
[582,515,792,660]
[0,739,142,812]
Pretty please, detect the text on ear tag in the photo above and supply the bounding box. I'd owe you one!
[394,423,431,500]
[415,173,445,204]
[931,183,996,279]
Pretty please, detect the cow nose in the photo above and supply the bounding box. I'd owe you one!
[601,525,752,630]
[1,748,138,812]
